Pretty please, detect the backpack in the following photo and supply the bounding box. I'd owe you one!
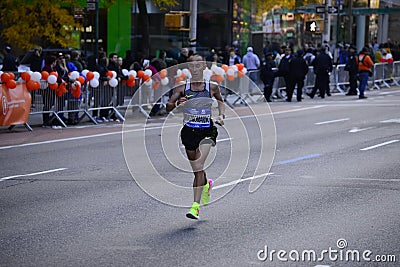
[344,55,357,73]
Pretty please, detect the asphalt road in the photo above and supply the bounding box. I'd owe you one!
[1,88,400,266]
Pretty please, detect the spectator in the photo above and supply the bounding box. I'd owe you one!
[70,50,83,72]
[277,47,293,101]
[288,50,308,102]
[41,55,62,127]
[307,46,333,99]
[178,48,189,64]
[122,50,134,70]
[344,45,358,96]
[242,46,260,91]
[93,56,111,123]
[356,46,374,99]
[260,52,276,102]
[2,45,19,72]
[29,46,44,72]
[225,47,241,66]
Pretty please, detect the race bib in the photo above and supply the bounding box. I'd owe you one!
[183,108,211,128]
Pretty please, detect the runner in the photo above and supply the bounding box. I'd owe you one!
[166,54,225,219]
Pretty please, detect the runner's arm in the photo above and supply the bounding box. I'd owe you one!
[166,85,185,113]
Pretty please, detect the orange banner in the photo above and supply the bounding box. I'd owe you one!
[0,83,31,126]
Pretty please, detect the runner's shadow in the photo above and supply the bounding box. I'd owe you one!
[157,220,208,241]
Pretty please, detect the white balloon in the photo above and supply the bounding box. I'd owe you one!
[74,81,81,87]
[161,77,169,86]
[129,70,137,78]
[109,78,118,87]
[231,65,238,72]
[144,79,152,86]
[203,68,212,81]
[31,71,42,82]
[176,69,182,77]
[28,71,33,76]
[71,71,80,80]
[89,78,99,88]
[0,71,3,77]
[242,67,247,74]
[47,75,57,84]
[227,68,235,76]
[122,69,129,76]
[111,71,117,79]
[144,69,152,77]
[82,69,89,76]
[93,71,100,80]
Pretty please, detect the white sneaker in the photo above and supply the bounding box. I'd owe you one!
[102,117,109,122]
[52,125,62,129]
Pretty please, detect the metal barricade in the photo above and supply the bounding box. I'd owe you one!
[87,81,124,122]
[392,61,400,86]
[373,62,390,90]
[333,65,346,93]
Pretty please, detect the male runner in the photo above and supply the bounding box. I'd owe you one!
[166,54,225,219]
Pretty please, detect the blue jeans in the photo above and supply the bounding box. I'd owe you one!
[358,71,369,97]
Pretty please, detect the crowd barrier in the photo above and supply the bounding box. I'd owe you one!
[2,60,399,129]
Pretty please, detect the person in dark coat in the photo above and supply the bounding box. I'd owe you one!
[29,46,43,72]
[260,52,276,102]
[288,50,309,102]
[345,45,359,95]
[307,47,333,99]
[278,47,294,101]
[2,45,19,72]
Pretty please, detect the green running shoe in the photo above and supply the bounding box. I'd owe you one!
[201,179,213,206]
[186,202,200,220]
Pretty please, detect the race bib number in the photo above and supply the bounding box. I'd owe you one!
[183,108,211,128]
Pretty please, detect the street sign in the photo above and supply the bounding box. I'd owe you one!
[328,6,339,14]
[87,2,96,10]
[316,6,325,14]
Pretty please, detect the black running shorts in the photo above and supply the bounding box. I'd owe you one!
[180,123,218,151]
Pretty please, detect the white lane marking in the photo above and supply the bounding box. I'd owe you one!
[315,118,350,125]
[341,177,400,182]
[213,172,273,190]
[0,168,67,182]
[360,140,399,151]
[380,118,400,123]
[217,138,232,142]
[348,127,375,133]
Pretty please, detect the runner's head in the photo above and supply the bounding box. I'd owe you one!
[188,54,206,81]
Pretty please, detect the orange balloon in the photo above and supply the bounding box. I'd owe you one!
[86,71,94,81]
[127,79,135,88]
[236,63,244,71]
[6,79,17,89]
[26,80,35,90]
[41,71,49,80]
[128,74,135,82]
[34,81,41,90]
[227,75,235,81]
[49,83,59,90]
[137,70,144,79]
[77,76,85,85]
[152,81,160,90]
[8,72,15,80]
[215,75,224,83]
[50,71,58,78]
[221,64,229,72]
[142,75,150,82]
[238,71,245,78]
[21,72,31,81]
[159,69,167,79]
[1,72,11,83]
[106,71,113,78]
